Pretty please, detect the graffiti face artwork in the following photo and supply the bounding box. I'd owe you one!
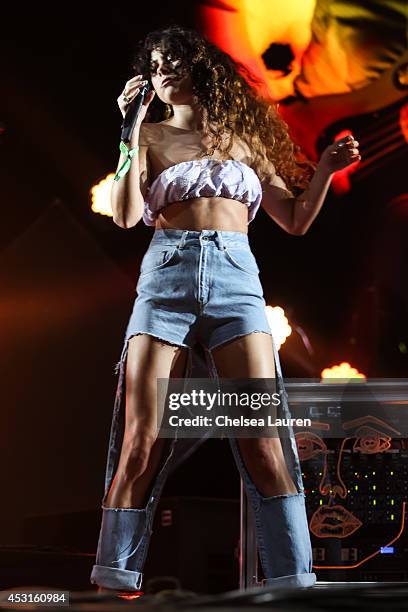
[296,415,406,568]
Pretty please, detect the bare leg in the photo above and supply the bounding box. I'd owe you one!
[104,334,188,509]
[211,332,297,497]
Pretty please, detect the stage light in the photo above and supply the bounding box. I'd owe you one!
[399,103,408,143]
[90,173,115,217]
[264,305,292,349]
[398,342,407,354]
[380,546,395,554]
[320,362,366,381]
[116,592,144,600]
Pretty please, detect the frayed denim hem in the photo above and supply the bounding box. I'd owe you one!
[209,328,271,351]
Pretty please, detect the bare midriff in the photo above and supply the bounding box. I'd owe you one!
[143,121,254,233]
[154,196,249,233]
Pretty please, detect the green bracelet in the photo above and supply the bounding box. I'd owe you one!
[114,141,139,181]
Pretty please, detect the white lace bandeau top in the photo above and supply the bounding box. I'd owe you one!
[143,158,263,227]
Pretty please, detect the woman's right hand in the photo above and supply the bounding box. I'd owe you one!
[117,74,156,122]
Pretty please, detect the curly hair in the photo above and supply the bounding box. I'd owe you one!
[132,24,314,191]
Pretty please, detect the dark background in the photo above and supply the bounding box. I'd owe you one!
[0,3,407,545]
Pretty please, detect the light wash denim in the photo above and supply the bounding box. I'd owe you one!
[90,229,316,591]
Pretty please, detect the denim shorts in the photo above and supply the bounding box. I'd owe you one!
[121,228,272,353]
[91,229,316,591]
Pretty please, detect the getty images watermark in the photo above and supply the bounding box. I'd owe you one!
[155,377,408,439]
[156,378,312,438]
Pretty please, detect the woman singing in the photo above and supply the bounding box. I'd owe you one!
[90,25,360,593]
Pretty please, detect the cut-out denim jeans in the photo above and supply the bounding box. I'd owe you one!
[90,230,316,591]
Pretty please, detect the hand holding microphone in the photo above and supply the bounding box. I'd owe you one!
[117,74,156,142]
[113,75,155,181]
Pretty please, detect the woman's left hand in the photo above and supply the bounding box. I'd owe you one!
[319,134,361,174]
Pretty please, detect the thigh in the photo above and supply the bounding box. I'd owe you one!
[211,332,285,464]
[125,333,188,435]
[211,331,274,378]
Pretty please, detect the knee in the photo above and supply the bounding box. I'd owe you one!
[240,439,283,480]
[121,429,157,481]
[254,448,282,481]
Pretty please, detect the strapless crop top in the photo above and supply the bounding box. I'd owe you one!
[143,158,263,226]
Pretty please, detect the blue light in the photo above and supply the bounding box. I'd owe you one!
[380,546,394,554]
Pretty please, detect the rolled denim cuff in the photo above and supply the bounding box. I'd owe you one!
[262,572,317,588]
[90,565,143,591]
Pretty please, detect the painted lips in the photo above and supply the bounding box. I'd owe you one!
[310,504,362,538]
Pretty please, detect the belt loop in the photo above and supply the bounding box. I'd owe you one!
[215,230,225,250]
[177,230,189,249]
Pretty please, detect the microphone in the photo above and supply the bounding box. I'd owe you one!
[120,82,151,143]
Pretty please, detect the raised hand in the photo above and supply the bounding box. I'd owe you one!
[319,134,361,173]
[117,75,155,121]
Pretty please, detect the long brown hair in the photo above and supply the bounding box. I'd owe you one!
[132,24,313,190]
